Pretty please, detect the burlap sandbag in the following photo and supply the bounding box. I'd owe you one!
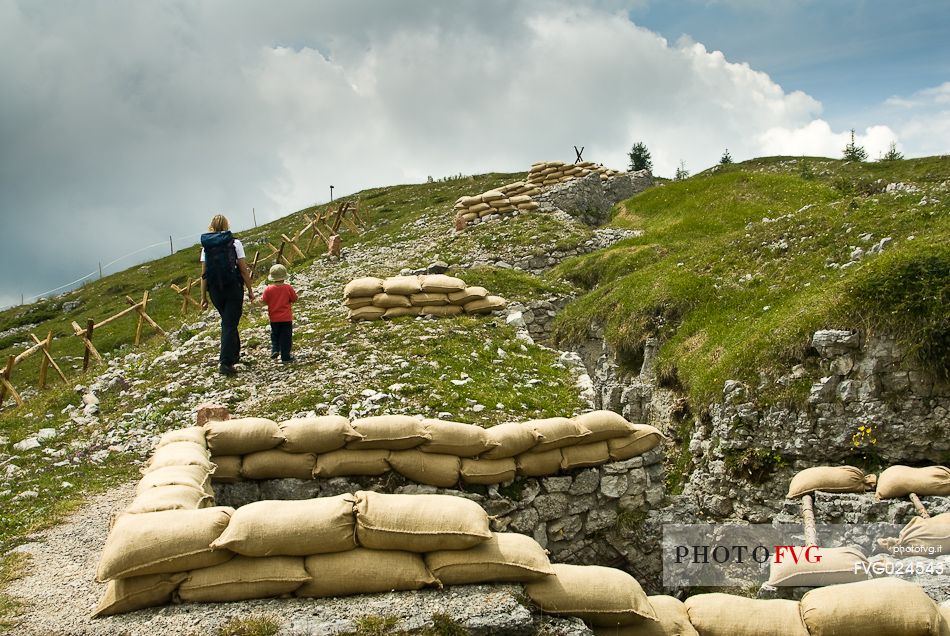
[344,296,374,309]
[135,464,211,495]
[157,427,207,449]
[508,194,532,205]
[787,466,876,498]
[561,441,610,470]
[279,416,362,454]
[383,276,422,295]
[343,277,383,298]
[895,513,950,554]
[241,449,316,480]
[530,417,592,451]
[767,546,870,587]
[684,594,808,636]
[348,415,430,450]
[93,572,187,617]
[372,292,412,309]
[607,425,665,461]
[313,449,391,477]
[178,555,309,603]
[426,532,553,585]
[448,287,489,305]
[297,549,436,598]
[574,411,636,443]
[420,418,497,457]
[468,202,491,214]
[210,456,241,482]
[204,418,282,456]
[125,485,212,514]
[354,490,491,552]
[592,595,698,636]
[421,304,463,317]
[96,507,234,581]
[388,450,461,487]
[350,306,386,321]
[877,465,950,498]
[482,422,542,459]
[464,296,507,314]
[420,275,467,293]
[210,494,357,557]
[517,448,564,477]
[800,577,943,636]
[145,441,213,473]
[409,292,451,306]
[460,457,517,485]
[518,202,540,211]
[383,306,422,319]
[457,195,481,206]
[525,564,656,627]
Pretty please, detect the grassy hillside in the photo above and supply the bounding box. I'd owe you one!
[552,155,950,407]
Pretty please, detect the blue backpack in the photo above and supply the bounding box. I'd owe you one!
[201,231,241,290]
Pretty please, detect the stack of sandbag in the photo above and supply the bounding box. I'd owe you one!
[766,545,870,588]
[884,512,950,556]
[203,411,667,487]
[343,274,507,321]
[875,465,950,498]
[786,465,877,498]
[526,160,623,186]
[453,180,542,226]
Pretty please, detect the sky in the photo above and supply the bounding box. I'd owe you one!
[1,0,948,309]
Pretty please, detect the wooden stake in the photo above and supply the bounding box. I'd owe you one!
[125,294,166,339]
[33,331,65,388]
[169,235,174,255]
[252,207,257,228]
[282,233,307,260]
[249,250,260,281]
[909,493,930,519]
[92,302,141,330]
[13,339,46,365]
[801,494,818,547]
[79,318,98,371]
[134,290,148,345]
[275,241,289,266]
[0,355,22,407]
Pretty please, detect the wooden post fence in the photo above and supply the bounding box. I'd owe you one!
[0,331,68,408]
[72,291,166,371]
[171,278,201,315]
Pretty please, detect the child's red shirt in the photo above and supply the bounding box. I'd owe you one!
[261,283,298,322]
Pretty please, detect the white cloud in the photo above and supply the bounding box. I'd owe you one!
[757,120,898,159]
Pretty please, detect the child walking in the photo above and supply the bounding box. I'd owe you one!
[261,264,299,363]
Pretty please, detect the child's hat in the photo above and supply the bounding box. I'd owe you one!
[268,264,288,282]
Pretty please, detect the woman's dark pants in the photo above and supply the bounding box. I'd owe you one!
[208,282,244,366]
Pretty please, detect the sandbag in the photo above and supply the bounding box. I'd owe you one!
[96,507,234,581]
[296,549,436,598]
[517,449,563,477]
[210,494,357,557]
[348,415,430,450]
[313,449,391,477]
[421,304,463,317]
[894,513,950,555]
[460,457,517,485]
[592,595,698,636]
[354,490,491,552]
[383,276,422,295]
[426,532,553,585]
[372,292,412,308]
[464,295,506,314]
[409,292,450,306]
[388,450,461,487]
[420,274,467,293]
[800,578,943,636]
[241,449,316,480]
[343,277,383,298]
[561,441,610,470]
[787,466,876,498]
[481,190,505,201]
[204,418,282,456]
[530,417,592,451]
[448,287,489,305]
[420,418,497,457]
[574,411,635,443]
[125,485,212,514]
[344,296,374,309]
[383,306,422,319]
[525,564,656,627]
[350,306,386,321]
[684,594,808,636]
[178,555,309,603]
[145,441,213,473]
[482,422,543,459]
[93,572,187,617]
[607,426,665,460]
[767,546,870,587]
[135,464,211,495]
[279,416,362,454]
[157,427,207,449]
[210,456,241,482]
[876,465,950,498]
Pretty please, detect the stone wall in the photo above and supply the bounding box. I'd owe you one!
[535,170,653,226]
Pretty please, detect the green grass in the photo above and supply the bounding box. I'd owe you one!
[344,614,471,636]
[552,155,950,407]
[212,615,281,636]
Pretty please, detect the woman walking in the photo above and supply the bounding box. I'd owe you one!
[199,214,255,376]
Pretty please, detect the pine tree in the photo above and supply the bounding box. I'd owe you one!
[628,142,653,172]
[674,161,689,181]
[881,141,904,161]
[842,129,868,161]
[719,149,733,165]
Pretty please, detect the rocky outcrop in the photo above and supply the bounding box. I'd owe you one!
[535,170,653,226]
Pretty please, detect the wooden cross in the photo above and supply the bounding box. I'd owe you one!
[248,249,260,281]
[73,319,101,371]
[171,278,201,314]
[125,292,166,346]
[574,146,585,163]
[281,233,307,261]
[31,331,67,389]
[0,355,22,408]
